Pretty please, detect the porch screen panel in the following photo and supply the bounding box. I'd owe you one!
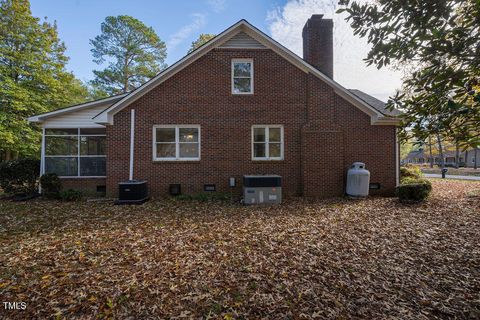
[44,128,106,177]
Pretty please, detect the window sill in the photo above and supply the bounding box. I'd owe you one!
[152,159,200,163]
[251,159,284,162]
[58,176,106,179]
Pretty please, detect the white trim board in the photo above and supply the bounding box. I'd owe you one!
[93,20,400,126]
[28,94,127,123]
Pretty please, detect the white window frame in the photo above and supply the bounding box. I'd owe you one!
[152,125,201,161]
[231,58,254,95]
[251,125,284,161]
[43,127,107,178]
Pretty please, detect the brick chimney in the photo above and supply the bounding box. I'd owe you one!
[302,14,333,78]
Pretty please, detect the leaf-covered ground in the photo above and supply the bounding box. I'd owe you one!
[1,180,479,319]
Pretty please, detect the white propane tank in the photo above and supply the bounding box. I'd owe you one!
[346,162,370,197]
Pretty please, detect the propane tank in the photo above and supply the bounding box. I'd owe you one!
[346,162,370,197]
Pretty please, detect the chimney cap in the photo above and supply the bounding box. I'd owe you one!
[310,14,324,20]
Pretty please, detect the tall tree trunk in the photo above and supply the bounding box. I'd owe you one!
[5,150,12,161]
[465,150,469,168]
[455,143,460,169]
[436,134,445,169]
[123,57,129,93]
[475,147,478,170]
[428,136,434,168]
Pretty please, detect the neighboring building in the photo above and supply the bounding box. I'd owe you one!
[402,148,479,167]
[28,16,400,198]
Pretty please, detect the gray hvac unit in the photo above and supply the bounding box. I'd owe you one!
[243,175,282,205]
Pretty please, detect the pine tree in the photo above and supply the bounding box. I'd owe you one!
[90,15,167,95]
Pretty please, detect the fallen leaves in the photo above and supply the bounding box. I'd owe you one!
[0,179,479,319]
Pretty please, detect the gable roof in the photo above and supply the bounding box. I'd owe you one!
[348,89,401,117]
[28,93,127,123]
[92,19,400,126]
[218,31,267,49]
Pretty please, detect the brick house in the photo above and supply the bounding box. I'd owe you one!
[403,147,479,167]
[29,16,400,198]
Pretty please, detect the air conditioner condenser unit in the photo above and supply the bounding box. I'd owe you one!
[243,175,282,205]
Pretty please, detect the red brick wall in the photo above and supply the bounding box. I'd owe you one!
[105,48,397,198]
[60,178,106,195]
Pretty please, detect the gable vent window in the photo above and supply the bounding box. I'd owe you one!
[232,59,253,94]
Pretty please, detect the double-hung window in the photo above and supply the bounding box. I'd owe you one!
[44,128,106,177]
[153,125,200,161]
[252,125,284,160]
[232,59,253,94]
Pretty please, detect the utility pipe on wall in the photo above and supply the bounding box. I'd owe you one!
[395,127,400,186]
[39,127,46,193]
[129,109,135,181]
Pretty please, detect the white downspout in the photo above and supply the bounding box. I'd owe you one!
[395,127,400,186]
[129,109,135,181]
[39,127,45,193]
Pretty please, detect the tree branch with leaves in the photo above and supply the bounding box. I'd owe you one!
[338,0,480,154]
[188,34,216,54]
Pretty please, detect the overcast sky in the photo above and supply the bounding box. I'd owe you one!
[30,0,403,101]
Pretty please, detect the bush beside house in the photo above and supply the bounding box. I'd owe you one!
[0,159,40,195]
[39,173,62,199]
[59,189,83,201]
[396,180,432,202]
[397,165,432,202]
[400,164,422,183]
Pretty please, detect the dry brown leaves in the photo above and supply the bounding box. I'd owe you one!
[1,180,479,319]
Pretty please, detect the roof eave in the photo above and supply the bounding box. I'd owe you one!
[27,94,128,124]
[371,115,401,125]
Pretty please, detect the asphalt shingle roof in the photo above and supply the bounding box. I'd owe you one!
[348,89,401,117]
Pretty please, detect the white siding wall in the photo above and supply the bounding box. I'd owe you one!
[42,104,108,128]
[219,32,266,49]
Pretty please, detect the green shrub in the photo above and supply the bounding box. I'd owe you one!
[400,164,423,183]
[59,189,83,201]
[0,158,40,194]
[40,173,62,199]
[401,176,423,185]
[396,179,432,202]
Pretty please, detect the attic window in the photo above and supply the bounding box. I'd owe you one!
[232,59,253,94]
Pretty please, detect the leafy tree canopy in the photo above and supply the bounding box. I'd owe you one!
[90,15,167,95]
[188,33,216,53]
[338,0,480,148]
[0,0,88,159]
